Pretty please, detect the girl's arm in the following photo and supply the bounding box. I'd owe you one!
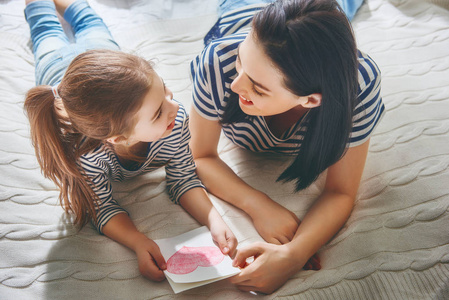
[179,187,237,257]
[102,213,167,281]
[230,139,370,294]
[189,108,300,245]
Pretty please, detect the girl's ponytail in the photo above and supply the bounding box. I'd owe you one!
[24,86,98,227]
[25,86,71,179]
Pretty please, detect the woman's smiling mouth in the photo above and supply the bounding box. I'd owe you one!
[239,94,253,105]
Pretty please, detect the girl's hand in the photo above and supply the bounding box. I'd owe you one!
[178,187,238,258]
[101,214,167,282]
[133,234,167,281]
[209,216,238,258]
[248,196,300,245]
[230,242,305,294]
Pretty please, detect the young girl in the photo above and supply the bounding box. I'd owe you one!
[23,0,237,282]
[189,0,384,293]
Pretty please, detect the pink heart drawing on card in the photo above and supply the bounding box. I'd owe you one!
[166,246,225,274]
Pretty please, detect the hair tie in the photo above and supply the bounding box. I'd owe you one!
[52,84,61,100]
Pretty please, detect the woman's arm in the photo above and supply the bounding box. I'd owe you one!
[230,139,370,294]
[189,108,300,245]
[288,139,369,258]
[102,213,167,281]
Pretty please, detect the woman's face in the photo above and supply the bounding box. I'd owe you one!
[231,32,308,116]
[128,73,179,144]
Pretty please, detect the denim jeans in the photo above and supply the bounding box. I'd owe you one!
[218,0,363,20]
[218,0,273,17]
[24,0,119,86]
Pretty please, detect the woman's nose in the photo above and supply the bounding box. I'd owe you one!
[230,72,244,94]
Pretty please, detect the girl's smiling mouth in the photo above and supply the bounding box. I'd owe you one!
[167,119,176,130]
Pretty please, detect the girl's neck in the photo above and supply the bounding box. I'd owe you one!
[129,142,149,157]
[114,142,149,170]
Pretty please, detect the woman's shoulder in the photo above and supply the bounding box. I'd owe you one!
[350,50,385,145]
[357,50,381,90]
[191,32,245,94]
[199,33,246,66]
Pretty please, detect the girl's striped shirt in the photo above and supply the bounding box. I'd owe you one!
[79,102,203,233]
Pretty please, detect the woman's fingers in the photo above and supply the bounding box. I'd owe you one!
[232,243,262,269]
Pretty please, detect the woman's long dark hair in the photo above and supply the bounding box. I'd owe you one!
[222,0,358,191]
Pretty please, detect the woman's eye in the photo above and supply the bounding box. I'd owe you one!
[236,56,262,96]
[252,85,263,96]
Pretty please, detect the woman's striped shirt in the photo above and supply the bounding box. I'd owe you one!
[78,102,203,233]
[191,4,385,155]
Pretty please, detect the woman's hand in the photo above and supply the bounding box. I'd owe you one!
[248,195,300,245]
[247,195,321,269]
[230,242,305,294]
[133,234,167,281]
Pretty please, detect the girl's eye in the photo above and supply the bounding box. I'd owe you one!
[155,107,162,120]
[157,78,166,120]
[252,85,263,96]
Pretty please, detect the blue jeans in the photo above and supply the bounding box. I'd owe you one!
[24,0,119,86]
[218,0,363,20]
[206,0,363,45]
[218,0,273,17]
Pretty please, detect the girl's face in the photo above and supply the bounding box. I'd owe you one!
[128,73,179,144]
[231,32,310,116]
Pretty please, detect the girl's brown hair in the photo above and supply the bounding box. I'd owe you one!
[24,49,155,227]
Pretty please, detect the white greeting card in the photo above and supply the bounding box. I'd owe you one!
[154,226,240,294]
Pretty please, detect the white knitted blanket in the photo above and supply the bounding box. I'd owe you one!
[0,0,448,299]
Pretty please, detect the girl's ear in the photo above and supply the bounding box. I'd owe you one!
[302,93,322,108]
[106,135,127,145]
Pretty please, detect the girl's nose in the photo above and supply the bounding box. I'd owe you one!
[169,99,179,118]
[166,87,174,101]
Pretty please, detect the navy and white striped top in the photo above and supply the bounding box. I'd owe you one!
[191,4,385,155]
[78,102,203,233]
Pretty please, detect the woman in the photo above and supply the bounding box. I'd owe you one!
[189,0,384,293]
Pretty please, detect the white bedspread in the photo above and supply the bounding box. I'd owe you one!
[1,0,448,299]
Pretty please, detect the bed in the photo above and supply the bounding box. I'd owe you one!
[1,0,448,299]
